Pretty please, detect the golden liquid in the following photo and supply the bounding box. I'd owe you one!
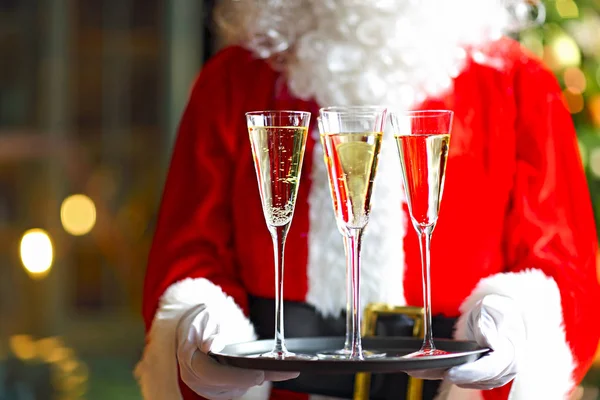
[395,134,450,228]
[249,126,308,227]
[321,132,383,230]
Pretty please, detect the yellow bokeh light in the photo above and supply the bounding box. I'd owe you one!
[556,0,579,18]
[9,335,36,361]
[58,359,79,374]
[60,194,97,236]
[20,229,53,278]
[36,337,64,363]
[47,347,73,364]
[552,35,581,68]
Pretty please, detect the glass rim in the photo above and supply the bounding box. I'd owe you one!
[320,105,387,114]
[390,109,453,118]
[245,110,311,117]
[319,130,384,136]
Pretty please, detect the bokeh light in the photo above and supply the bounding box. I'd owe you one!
[9,335,36,361]
[556,0,579,19]
[563,67,586,93]
[563,88,584,113]
[520,31,544,58]
[36,337,65,363]
[46,347,73,364]
[551,34,581,68]
[60,194,97,236]
[20,229,54,279]
[589,95,600,127]
[589,147,600,178]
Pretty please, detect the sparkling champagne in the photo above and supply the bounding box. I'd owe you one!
[321,132,383,230]
[395,134,450,228]
[249,126,308,227]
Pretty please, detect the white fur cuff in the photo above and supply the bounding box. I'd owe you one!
[134,278,257,400]
[439,269,575,400]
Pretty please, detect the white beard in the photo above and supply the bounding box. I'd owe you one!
[285,0,512,111]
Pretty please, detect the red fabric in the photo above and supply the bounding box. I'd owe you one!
[503,49,600,386]
[142,47,316,330]
[142,41,600,400]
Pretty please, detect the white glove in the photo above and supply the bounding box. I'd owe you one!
[408,294,527,390]
[176,304,299,400]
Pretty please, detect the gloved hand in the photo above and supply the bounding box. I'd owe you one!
[408,294,527,390]
[176,304,299,400]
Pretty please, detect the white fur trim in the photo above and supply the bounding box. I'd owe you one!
[135,278,263,400]
[306,126,407,317]
[436,269,575,400]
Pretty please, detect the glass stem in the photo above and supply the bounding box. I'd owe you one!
[347,228,364,359]
[343,236,352,352]
[418,225,435,353]
[271,223,290,355]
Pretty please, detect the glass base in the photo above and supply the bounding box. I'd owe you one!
[260,350,316,360]
[317,348,386,360]
[404,348,450,358]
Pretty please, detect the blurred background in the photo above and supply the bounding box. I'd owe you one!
[0,0,599,399]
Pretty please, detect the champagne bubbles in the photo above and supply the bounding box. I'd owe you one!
[267,205,294,226]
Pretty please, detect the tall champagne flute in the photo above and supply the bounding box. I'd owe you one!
[246,110,313,360]
[317,116,354,358]
[390,110,453,356]
[318,106,387,360]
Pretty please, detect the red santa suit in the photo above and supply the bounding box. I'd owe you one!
[135,37,600,400]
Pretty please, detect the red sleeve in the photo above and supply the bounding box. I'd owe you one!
[141,46,255,331]
[504,54,600,384]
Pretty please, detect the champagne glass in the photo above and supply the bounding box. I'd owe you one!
[317,106,387,360]
[246,110,314,360]
[316,116,354,359]
[390,110,453,356]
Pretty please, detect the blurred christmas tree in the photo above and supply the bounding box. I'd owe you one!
[518,0,600,236]
[518,0,600,382]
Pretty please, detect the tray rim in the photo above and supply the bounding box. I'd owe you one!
[209,336,489,373]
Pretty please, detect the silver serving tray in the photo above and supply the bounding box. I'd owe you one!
[210,336,489,374]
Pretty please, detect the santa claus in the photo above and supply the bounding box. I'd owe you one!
[135,0,600,399]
